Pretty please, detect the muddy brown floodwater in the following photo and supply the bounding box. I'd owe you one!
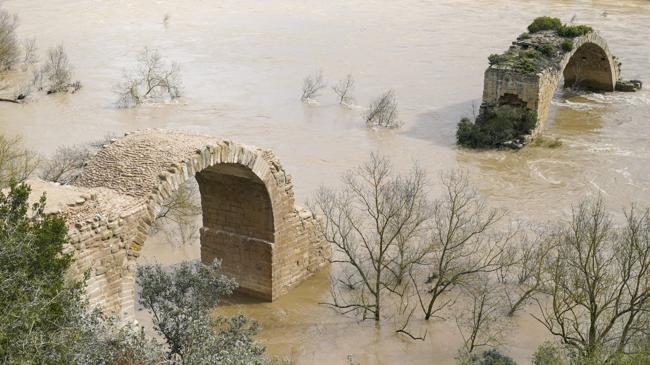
[1,0,649,363]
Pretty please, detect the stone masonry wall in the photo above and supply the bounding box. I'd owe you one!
[480,31,618,139]
[41,129,333,319]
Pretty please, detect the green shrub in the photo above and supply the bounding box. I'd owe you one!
[519,32,530,40]
[528,16,562,33]
[511,57,538,74]
[561,39,574,52]
[488,53,511,66]
[458,349,517,365]
[525,49,542,59]
[537,43,556,57]
[532,342,569,365]
[557,24,593,38]
[456,106,537,149]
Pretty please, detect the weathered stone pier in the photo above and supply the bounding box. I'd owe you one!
[479,25,640,139]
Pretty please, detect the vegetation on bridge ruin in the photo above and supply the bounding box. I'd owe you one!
[487,16,593,76]
[456,106,536,149]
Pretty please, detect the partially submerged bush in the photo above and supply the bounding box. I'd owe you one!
[527,17,562,33]
[40,45,81,94]
[115,47,181,108]
[560,39,574,52]
[456,106,536,149]
[366,89,400,128]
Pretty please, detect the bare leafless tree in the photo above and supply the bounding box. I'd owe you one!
[154,179,202,246]
[39,145,91,185]
[310,153,430,322]
[0,8,19,71]
[455,275,508,357]
[366,90,400,128]
[40,45,81,94]
[115,47,181,108]
[534,198,650,363]
[499,232,554,316]
[0,134,38,187]
[21,37,38,67]
[301,70,326,101]
[411,171,509,320]
[39,135,115,185]
[332,74,354,105]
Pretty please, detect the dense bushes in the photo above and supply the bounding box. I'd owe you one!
[458,349,517,365]
[560,39,574,52]
[456,106,536,149]
[527,16,593,38]
[557,24,593,38]
[527,16,562,33]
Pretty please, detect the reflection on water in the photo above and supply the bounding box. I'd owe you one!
[2,0,649,363]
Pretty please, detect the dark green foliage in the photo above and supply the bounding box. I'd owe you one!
[458,349,517,365]
[136,259,238,359]
[524,50,542,59]
[519,32,530,40]
[0,182,78,362]
[527,16,592,37]
[532,342,568,365]
[537,43,556,57]
[456,106,537,149]
[527,16,562,33]
[560,39,574,52]
[0,183,164,364]
[557,24,593,38]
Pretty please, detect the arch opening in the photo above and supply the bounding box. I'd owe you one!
[563,42,615,91]
[195,163,274,300]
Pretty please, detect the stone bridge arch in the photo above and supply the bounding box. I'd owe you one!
[52,129,329,318]
[481,31,621,137]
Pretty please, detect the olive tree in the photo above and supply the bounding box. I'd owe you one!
[136,260,276,364]
[310,153,430,322]
[115,47,181,108]
[535,198,650,363]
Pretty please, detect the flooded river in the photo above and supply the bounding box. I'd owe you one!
[1,0,649,363]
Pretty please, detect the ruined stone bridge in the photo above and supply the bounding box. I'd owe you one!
[30,129,329,318]
[480,28,639,138]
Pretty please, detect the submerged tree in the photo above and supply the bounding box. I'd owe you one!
[115,47,182,108]
[535,198,650,363]
[311,153,430,321]
[301,69,326,101]
[366,90,400,128]
[332,74,354,105]
[411,171,508,320]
